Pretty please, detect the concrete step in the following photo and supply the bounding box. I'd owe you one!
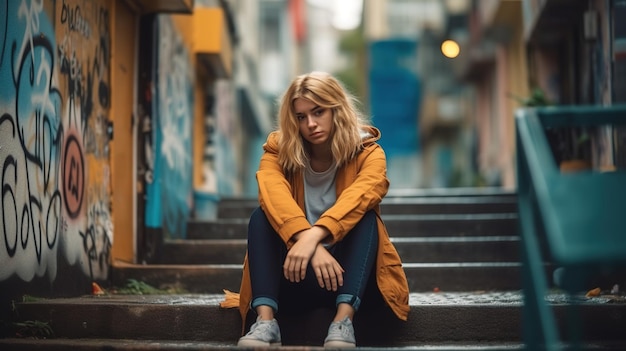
[379,196,517,215]
[160,239,248,265]
[3,340,626,351]
[217,194,518,219]
[5,291,625,347]
[384,187,516,198]
[110,261,529,293]
[159,236,521,265]
[186,213,518,240]
[395,236,520,262]
[0,338,531,351]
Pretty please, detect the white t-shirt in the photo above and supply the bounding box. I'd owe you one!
[304,161,338,224]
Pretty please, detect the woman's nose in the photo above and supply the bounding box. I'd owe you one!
[306,116,316,127]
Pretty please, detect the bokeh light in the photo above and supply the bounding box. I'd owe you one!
[441,40,460,58]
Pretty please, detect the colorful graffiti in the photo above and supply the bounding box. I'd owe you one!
[144,16,193,239]
[0,0,112,285]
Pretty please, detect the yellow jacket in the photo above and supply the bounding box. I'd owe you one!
[237,126,410,331]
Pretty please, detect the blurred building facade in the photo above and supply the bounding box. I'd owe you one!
[453,0,625,187]
[363,0,625,189]
[451,0,530,189]
[363,0,479,189]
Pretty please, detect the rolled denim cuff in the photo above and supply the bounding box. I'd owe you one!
[251,296,279,313]
[336,293,361,311]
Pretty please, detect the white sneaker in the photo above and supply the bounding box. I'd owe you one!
[237,316,282,347]
[323,316,356,348]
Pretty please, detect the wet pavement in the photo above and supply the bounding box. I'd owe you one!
[31,290,624,307]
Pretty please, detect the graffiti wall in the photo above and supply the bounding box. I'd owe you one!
[144,15,193,239]
[0,0,112,291]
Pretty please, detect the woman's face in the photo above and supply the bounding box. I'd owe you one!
[294,97,333,147]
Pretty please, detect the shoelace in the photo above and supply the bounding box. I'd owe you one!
[328,321,352,339]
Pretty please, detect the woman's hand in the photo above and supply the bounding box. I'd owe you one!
[283,226,328,282]
[311,244,344,291]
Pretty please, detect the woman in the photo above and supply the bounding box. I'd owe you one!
[236,71,409,347]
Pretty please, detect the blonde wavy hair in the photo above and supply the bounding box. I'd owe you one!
[277,71,368,174]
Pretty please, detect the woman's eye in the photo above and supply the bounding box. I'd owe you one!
[296,114,305,121]
[314,109,324,116]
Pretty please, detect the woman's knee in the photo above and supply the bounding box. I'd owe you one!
[248,207,273,232]
[352,210,378,237]
[249,206,267,223]
[362,210,377,223]
[248,207,285,251]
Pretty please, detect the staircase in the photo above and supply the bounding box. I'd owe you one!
[3,188,626,350]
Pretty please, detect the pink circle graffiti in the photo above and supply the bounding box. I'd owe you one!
[63,134,84,218]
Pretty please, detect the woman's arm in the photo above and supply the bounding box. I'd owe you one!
[256,134,311,245]
[314,144,389,243]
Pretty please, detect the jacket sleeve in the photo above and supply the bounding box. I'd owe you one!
[315,144,389,243]
[256,139,311,245]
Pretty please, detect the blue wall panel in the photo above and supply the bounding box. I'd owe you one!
[368,39,421,156]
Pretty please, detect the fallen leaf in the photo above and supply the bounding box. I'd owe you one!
[585,287,601,297]
[92,282,106,295]
[219,289,240,308]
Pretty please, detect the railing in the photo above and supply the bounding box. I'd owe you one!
[515,105,626,351]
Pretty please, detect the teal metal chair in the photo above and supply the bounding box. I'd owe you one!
[515,105,626,351]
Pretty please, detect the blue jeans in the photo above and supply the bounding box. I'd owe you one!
[247,207,379,314]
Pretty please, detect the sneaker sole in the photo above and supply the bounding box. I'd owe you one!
[237,340,282,347]
[324,340,356,348]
